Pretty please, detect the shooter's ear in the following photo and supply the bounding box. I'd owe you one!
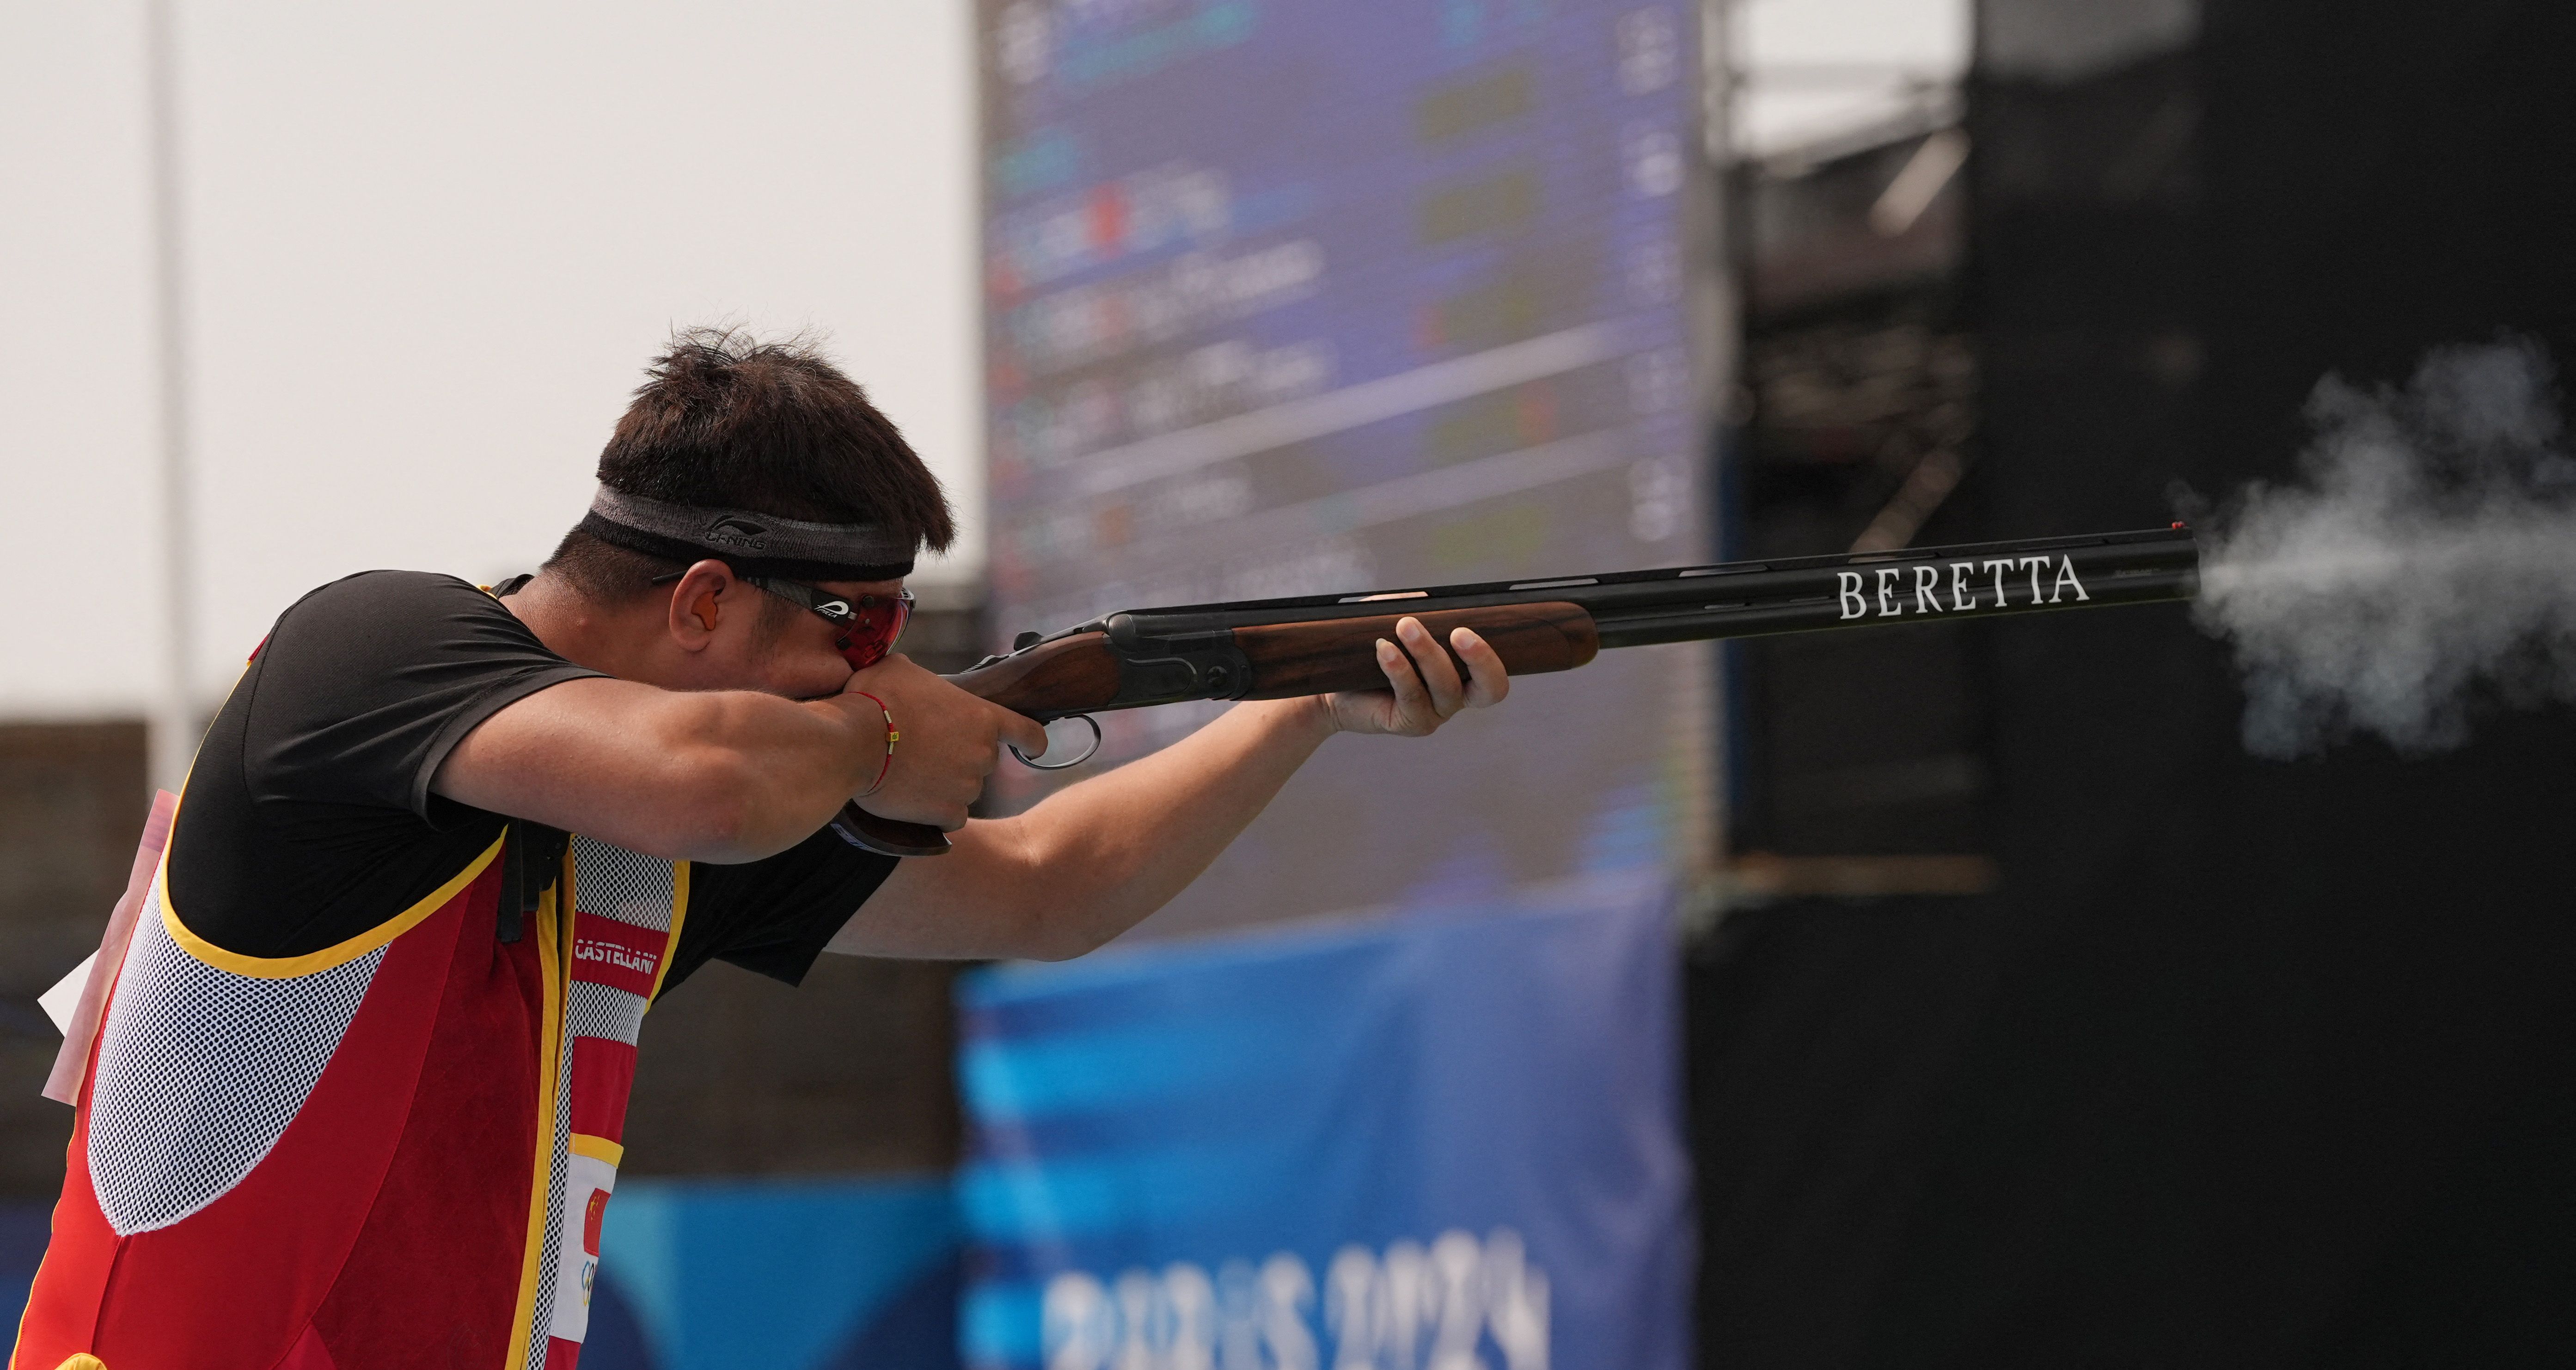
[666,560,736,652]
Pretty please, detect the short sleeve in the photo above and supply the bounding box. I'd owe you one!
[663,830,902,995]
[243,571,609,822]
[168,569,609,960]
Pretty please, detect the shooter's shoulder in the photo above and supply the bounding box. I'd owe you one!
[253,569,553,678]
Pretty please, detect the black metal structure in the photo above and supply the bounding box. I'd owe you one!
[1690,2,2576,1364]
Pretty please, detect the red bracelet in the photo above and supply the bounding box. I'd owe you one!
[852,691,899,796]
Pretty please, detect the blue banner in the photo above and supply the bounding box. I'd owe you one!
[583,1174,962,1370]
[1,1199,45,1339]
[956,877,1692,1370]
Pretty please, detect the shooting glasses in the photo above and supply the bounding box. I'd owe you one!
[649,570,914,670]
[746,578,915,671]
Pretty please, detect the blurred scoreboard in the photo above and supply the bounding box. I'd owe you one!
[978,0,1715,934]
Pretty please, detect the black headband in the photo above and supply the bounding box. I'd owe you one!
[578,487,916,582]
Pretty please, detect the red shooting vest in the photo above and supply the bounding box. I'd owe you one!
[12,824,687,1370]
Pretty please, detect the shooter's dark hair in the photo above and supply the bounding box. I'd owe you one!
[546,327,953,600]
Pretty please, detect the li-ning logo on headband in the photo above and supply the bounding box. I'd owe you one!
[590,488,911,568]
[703,515,772,551]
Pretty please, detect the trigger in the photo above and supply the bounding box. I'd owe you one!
[1010,713,1104,771]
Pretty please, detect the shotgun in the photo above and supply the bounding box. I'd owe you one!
[834,524,2198,855]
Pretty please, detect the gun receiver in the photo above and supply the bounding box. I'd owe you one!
[834,525,2197,856]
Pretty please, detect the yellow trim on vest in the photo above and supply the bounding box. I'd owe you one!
[55,1355,106,1370]
[504,869,569,1367]
[570,1133,624,1167]
[648,861,691,1003]
[159,832,506,979]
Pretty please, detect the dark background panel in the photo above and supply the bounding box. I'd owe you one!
[1730,142,1993,866]
[1688,895,2014,1369]
[0,724,143,1200]
[1692,1,2576,1364]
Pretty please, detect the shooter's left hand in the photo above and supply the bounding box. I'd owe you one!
[1322,616,1512,737]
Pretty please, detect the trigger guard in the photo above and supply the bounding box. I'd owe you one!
[1011,713,1103,771]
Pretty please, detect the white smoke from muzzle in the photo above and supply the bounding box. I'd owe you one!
[2193,340,2576,757]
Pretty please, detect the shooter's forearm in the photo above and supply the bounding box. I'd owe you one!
[999,696,1336,958]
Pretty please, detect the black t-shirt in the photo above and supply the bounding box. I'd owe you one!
[166,570,899,995]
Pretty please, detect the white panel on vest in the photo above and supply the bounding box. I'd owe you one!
[86,882,383,1235]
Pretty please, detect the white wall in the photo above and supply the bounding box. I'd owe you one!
[1733,0,1970,158]
[1,6,160,717]
[0,1,980,718]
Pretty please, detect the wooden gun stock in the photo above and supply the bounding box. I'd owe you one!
[827,805,952,856]
[829,602,1602,857]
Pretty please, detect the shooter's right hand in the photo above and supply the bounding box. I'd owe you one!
[838,653,1050,831]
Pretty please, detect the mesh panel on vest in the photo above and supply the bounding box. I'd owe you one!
[86,881,383,1235]
[571,840,674,932]
[566,980,646,1047]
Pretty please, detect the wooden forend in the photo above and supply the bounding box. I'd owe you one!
[1232,602,1599,699]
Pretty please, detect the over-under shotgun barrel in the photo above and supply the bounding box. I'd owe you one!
[834,525,2199,854]
[1105,526,2196,646]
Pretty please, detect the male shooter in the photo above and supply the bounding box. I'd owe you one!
[13,331,1511,1370]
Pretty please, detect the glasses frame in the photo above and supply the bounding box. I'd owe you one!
[648,570,915,669]
[748,578,915,670]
